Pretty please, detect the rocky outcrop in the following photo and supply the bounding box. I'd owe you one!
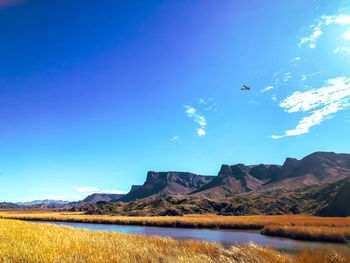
[192,152,350,198]
[119,171,214,202]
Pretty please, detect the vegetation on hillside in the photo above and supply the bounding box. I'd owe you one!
[0,218,349,263]
[71,178,349,217]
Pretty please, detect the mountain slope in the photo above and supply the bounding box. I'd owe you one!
[192,152,350,198]
[76,177,349,216]
[119,171,214,202]
[318,178,350,217]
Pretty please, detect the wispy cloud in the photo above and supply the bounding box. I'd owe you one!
[283,72,292,82]
[184,105,207,136]
[197,128,206,136]
[344,30,350,40]
[271,77,350,139]
[72,187,100,193]
[260,86,274,93]
[271,95,278,102]
[72,187,126,194]
[299,27,322,48]
[100,190,126,194]
[171,135,179,141]
[299,14,350,48]
[199,97,217,111]
[334,46,350,54]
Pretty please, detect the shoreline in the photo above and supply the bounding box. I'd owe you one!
[1,218,349,263]
[1,212,349,244]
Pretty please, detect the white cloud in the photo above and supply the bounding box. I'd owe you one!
[299,27,322,48]
[260,86,274,93]
[172,135,179,141]
[301,74,307,81]
[72,187,126,195]
[38,195,81,201]
[344,30,350,40]
[100,190,127,194]
[184,105,207,136]
[199,98,206,104]
[199,98,217,111]
[197,128,206,136]
[283,72,291,82]
[72,187,100,193]
[271,95,278,102]
[292,57,301,61]
[322,14,350,26]
[334,46,350,54]
[271,77,350,139]
[299,14,350,48]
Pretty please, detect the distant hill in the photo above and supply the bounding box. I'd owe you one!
[0,202,19,208]
[119,172,215,202]
[16,200,70,206]
[82,193,125,203]
[69,193,125,206]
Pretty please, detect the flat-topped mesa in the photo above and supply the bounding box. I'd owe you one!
[282,158,300,169]
[117,151,350,202]
[129,185,142,193]
[276,151,350,181]
[218,164,250,178]
[249,164,281,180]
[193,151,350,199]
[218,163,280,181]
[119,171,214,202]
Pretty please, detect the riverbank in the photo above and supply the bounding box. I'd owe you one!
[0,218,349,263]
[0,212,349,243]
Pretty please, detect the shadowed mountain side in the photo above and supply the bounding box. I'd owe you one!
[70,193,125,206]
[119,172,215,202]
[74,177,349,216]
[318,178,350,217]
[192,152,350,198]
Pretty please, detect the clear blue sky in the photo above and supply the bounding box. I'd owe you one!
[1,0,350,202]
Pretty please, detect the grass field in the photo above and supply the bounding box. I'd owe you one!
[0,218,349,263]
[1,211,350,243]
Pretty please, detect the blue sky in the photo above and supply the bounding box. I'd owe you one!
[1,0,350,202]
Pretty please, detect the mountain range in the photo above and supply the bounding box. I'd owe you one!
[1,151,349,216]
[119,151,350,201]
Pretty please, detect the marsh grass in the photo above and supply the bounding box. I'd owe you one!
[261,225,350,243]
[0,219,349,263]
[0,212,350,243]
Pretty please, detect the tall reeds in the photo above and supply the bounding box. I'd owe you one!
[0,219,349,263]
[0,212,349,243]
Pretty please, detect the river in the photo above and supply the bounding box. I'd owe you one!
[29,220,350,253]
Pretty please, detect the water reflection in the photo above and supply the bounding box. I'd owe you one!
[29,220,350,252]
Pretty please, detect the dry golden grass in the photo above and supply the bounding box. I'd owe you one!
[261,225,350,243]
[0,218,349,263]
[1,211,350,243]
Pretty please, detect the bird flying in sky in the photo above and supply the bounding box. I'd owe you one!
[241,85,251,91]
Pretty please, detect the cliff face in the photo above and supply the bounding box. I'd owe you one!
[192,152,350,198]
[119,171,214,202]
[115,152,350,202]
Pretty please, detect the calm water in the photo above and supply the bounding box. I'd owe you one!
[29,220,350,252]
